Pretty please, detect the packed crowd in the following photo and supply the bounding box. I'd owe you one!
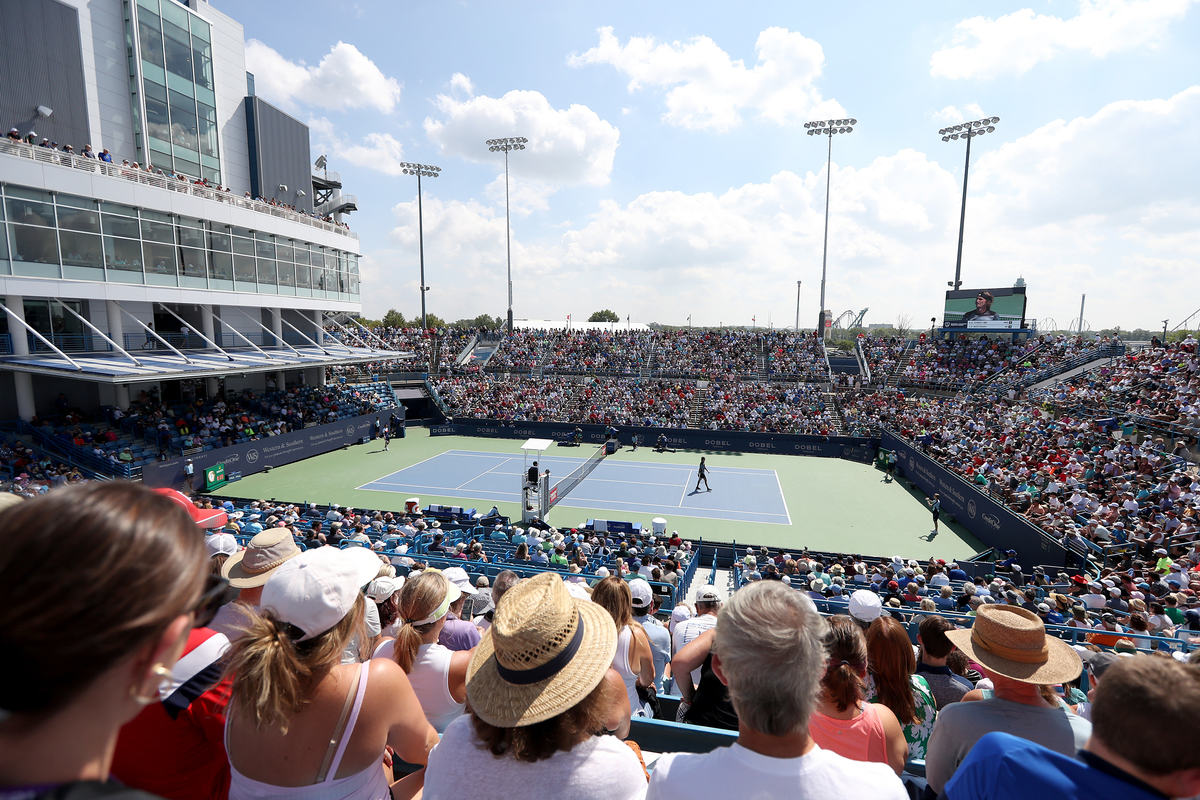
[576,379,696,428]
[882,360,1197,554]
[989,334,1099,387]
[860,334,909,384]
[541,330,653,375]
[895,336,1038,389]
[704,382,837,434]
[482,328,807,381]
[1040,335,1199,430]
[0,439,90,496]
[432,375,574,422]
[652,329,762,378]
[3,483,1197,800]
[763,331,830,381]
[2,129,350,229]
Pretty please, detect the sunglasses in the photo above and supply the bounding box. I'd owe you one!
[194,574,230,629]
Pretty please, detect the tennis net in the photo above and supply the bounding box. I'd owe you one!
[547,444,608,510]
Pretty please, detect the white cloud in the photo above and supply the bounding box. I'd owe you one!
[932,106,964,124]
[932,104,987,124]
[568,26,843,131]
[930,0,1194,79]
[483,174,558,215]
[366,88,1200,332]
[308,118,406,176]
[424,84,620,186]
[449,73,475,96]
[245,40,403,113]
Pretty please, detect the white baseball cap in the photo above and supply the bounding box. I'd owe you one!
[262,547,383,641]
[366,576,402,603]
[848,590,883,623]
[441,566,477,595]
[205,533,238,558]
[628,578,654,610]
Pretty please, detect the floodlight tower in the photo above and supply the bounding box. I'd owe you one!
[399,162,441,330]
[939,116,1000,291]
[485,137,527,331]
[805,117,856,339]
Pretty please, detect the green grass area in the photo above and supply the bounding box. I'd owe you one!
[220,427,984,561]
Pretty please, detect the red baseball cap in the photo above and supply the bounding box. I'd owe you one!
[153,488,228,528]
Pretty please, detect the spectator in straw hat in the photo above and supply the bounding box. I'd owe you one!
[211,528,301,642]
[925,605,1090,794]
[944,656,1200,800]
[423,573,645,800]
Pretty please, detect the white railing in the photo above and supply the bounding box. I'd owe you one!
[0,139,357,240]
[315,194,357,217]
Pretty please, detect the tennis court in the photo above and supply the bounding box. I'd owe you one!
[357,449,791,525]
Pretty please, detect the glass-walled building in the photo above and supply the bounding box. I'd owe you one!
[0,0,377,423]
[1,183,359,300]
[127,0,222,183]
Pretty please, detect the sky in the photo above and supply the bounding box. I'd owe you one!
[229,0,1200,332]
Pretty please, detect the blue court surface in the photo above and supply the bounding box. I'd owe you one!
[357,449,791,525]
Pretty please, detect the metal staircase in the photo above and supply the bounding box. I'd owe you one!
[687,381,710,428]
[887,341,915,385]
[822,390,848,435]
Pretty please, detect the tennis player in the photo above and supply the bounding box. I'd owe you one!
[695,457,711,493]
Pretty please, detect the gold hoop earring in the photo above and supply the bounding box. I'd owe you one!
[129,663,172,706]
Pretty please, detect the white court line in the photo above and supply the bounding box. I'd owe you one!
[450,449,779,475]
[459,456,517,491]
[555,493,790,522]
[352,449,502,492]
[773,470,793,526]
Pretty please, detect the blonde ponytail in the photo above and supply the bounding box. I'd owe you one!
[393,571,450,674]
[225,595,364,732]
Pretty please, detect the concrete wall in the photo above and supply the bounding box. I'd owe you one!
[56,0,139,162]
[0,0,92,150]
[195,0,250,195]
[245,97,313,213]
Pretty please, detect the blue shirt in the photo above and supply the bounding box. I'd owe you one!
[944,732,1164,800]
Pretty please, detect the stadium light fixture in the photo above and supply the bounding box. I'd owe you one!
[940,116,1000,290]
[805,117,856,339]
[398,161,442,329]
[484,137,528,331]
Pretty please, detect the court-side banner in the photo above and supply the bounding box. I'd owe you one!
[880,429,1070,568]
[143,409,393,490]
[430,418,876,460]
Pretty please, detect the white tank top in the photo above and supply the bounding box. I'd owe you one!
[226,665,390,800]
[613,626,640,715]
[374,640,464,732]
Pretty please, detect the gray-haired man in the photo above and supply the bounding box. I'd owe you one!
[647,581,906,800]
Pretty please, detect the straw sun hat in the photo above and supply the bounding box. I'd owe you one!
[946,604,1081,684]
[466,572,616,728]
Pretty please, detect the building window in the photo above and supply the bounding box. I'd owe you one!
[129,0,220,183]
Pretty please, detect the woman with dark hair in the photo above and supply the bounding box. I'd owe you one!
[866,615,938,760]
[590,576,655,717]
[423,573,643,799]
[222,548,439,799]
[0,483,210,799]
[809,615,908,775]
[514,542,530,562]
[373,570,472,733]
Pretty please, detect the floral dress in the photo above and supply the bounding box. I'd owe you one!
[866,673,938,760]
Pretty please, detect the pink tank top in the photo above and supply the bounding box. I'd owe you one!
[808,702,889,766]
